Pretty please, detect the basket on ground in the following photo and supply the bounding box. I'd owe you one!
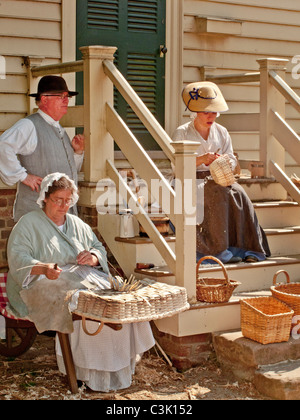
[209,155,236,187]
[240,296,294,345]
[73,278,190,324]
[196,256,241,303]
[271,270,300,316]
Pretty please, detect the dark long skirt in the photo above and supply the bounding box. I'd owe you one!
[196,174,271,258]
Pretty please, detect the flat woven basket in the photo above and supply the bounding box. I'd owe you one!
[196,256,241,303]
[73,278,190,324]
[209,155,235,187]
[271,270,300,315]
[240,296,294,344]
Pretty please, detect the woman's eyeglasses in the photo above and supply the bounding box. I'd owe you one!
[49,197,72,207]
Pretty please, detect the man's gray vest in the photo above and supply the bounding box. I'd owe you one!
[14,113,78,221]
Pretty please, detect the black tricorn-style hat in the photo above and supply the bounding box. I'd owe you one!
[28,75,78,98]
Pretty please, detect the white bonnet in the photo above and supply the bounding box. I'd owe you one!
[36,172,79,208]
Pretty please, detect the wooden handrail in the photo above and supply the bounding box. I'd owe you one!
[106,103,176,225]
[206,72,260,84]
[106,159,176,273]
[269,70,300,114]
[103,59,175,164]
[269,160,300,204]
[270,110,300,166]
[31,60,84,77]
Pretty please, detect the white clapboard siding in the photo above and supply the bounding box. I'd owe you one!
[0,74,28,94]
[0,113,27,133]
[185,34,300,59]
[0,0,61,21]
[184,1,300,26]
[185,16,300,43]
[0,18,61,40]
[2,57,27,75]
[0,0,63,133]
[1,37,61,58]
[182,1,300,175]
[0,93,27,113]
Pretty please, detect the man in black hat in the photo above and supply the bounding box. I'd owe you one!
[0,75,85,221]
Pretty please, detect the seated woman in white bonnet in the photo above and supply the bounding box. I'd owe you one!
[172,82,270,264]
[6,172,155,392]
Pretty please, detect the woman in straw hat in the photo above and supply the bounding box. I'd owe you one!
[172,81,270,264]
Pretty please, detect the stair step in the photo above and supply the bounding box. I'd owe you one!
[115,236,175,244]
[254,201,300,229]
[155,260,300,337]
[213,330,300,400]
[254,360,300,400]
[134,266,175,285]
[197,255,300,292]
[265,226,300,235]
[265,227,300,256]
[135,255,300,296]
[238,177,287,201]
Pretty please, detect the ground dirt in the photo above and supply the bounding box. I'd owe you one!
[0,334,269,401]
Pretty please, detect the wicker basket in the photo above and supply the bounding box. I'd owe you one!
[196,256,241,303]
[271,270,300,316]
[210,155,236,187]
[73,278,190,324]
[240,296,294,344]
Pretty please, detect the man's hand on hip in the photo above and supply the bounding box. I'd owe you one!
[22,174,43,192]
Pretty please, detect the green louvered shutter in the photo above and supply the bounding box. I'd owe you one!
[76,0,166,150]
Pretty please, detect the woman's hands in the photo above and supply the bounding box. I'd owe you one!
[30,251,99,281]
[31,263,62,280]
[76,251,99,267]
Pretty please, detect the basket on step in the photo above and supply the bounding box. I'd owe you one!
[209,155,236,187]
[240,296,294,344]
[196,256,241,303]
[271,270,300,316]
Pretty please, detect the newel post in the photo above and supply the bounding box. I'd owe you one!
[173,141,199,303]
[80,46,117,183]
[257,58,289,176]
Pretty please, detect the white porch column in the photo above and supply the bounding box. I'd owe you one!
[257,58,289,176]
[173,141,199,303]
[80,46,116,183]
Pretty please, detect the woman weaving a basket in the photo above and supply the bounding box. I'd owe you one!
[172,81,270,264]
[6,173,155,392]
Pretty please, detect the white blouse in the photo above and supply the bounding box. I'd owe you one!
[172,120,237,172]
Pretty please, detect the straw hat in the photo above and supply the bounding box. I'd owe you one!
[29,75,78,98]
[182,81,228,113]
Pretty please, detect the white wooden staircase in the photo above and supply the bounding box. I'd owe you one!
[27,50,300,342]
[98,175,300,337]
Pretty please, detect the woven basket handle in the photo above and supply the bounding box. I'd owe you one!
[196,256,229,284]
[81,316,104,336]
[273,270,290,286]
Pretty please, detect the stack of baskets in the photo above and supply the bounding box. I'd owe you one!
[209,155,236,187]
[240,270,300,345]
[196,256,241,303]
